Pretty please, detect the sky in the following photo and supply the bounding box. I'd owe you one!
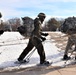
[0,0,76,21]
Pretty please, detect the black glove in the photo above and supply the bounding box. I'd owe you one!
[44,33,49,36]
[0,30,4,35]
[41,37,46,41]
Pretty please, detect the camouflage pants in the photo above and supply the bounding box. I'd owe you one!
[64,34,76,55]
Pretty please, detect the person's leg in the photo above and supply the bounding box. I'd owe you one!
[63,37,72,60]
[32,37,48,64]
[37,43,46,64]
[18,39,34,61]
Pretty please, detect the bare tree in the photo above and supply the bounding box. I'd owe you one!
[8,17,22,31]
[44,18,60,31]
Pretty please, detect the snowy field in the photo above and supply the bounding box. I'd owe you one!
[0,32,74,71]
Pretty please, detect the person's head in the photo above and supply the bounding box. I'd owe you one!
[38,13,46,23]
[0,12,2,18]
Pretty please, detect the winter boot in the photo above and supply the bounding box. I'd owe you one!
[15,60,29,64]
[63,55,71,60]
[40,61,50,65]
[18,60,27,63]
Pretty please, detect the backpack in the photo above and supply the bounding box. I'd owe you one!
[60,16,76,34]
[17,17,34,37]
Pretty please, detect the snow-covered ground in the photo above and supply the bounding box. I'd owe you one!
[0,32,74,71]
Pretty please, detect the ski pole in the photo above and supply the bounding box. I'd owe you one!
[25,47,36,62]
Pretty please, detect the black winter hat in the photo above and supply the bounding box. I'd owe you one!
[38,13,46,18]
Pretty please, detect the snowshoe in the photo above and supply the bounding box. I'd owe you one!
[14,59,29,64]
[37,61,52,66]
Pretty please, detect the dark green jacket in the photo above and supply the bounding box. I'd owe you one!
[31,17,42,38]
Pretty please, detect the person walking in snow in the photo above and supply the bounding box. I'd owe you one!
[17,12,49,65]
[0,12,4,35]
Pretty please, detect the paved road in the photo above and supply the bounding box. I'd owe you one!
[0,65,76,75]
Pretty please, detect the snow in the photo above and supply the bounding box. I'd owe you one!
[0,32,73,70]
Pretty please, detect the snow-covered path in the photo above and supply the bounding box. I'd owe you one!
[0,32,72,70]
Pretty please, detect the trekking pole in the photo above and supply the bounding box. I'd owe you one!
[25,47,36,62]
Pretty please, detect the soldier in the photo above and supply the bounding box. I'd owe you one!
[17,13,49,65]
[0,12,4,35]
[60,17,76,60]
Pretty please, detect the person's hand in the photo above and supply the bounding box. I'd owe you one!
[41,37,46,41]
[44,33,49,36]
[0,30,4,35]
